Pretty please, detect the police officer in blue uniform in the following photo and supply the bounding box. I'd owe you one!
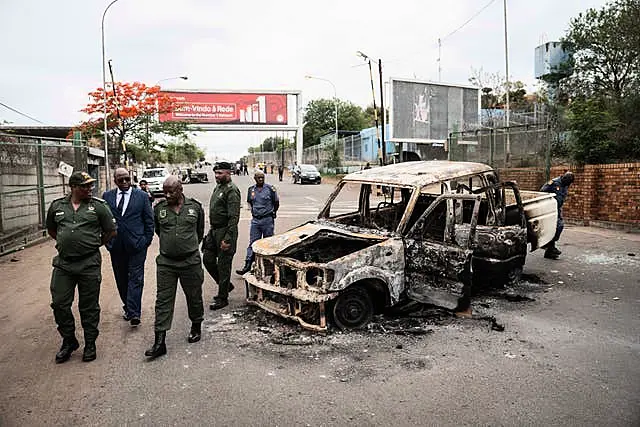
[540,171,575,259]
[236,169,279,275]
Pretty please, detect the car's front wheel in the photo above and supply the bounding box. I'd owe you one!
[331,286,374,330]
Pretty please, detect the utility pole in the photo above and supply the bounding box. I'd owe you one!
[503,0,511,165]
[378,58,386,166]
[438,38,442,81]
[107,59,127,167]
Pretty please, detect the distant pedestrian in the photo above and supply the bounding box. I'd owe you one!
[236,170,279,275]
[540,171,575,259]
[46,172,116,363]
[202,161,241,310]
[243,163,248,175]
[270,163,274,175]
[103,168,154,327]
[138,179,154,204]
[278,164,284,182]
[145,176,205,359]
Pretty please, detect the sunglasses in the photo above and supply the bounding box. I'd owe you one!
[116,176,131,183]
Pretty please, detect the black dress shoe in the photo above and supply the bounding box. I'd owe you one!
[55,338,80,364]
[130,317,141,327]
[82,342,97,362]
[235,261,252,275]
[209,298,229,310]
[145,331,167,359]
[544,251,560,260]
[188,323,201,343]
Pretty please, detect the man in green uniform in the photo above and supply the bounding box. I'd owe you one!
[46,171,116,363]
[202,161,241,310]
[145,175,205,359]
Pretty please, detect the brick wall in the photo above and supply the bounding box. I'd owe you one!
[498,163,640,227]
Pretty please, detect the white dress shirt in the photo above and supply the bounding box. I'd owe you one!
[116,188,132,215]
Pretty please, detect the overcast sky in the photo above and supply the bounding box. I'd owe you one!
[1,0,609,160]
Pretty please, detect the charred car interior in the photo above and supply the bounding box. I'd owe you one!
[244,161,558,331]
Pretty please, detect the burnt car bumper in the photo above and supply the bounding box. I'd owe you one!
[244,256,337,331]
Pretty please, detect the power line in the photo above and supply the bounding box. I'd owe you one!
[441,0,498,43]
[0,101,46,124]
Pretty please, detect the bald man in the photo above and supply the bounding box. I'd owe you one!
[103,167,154,326]
[236,169,279,275]
[145,176,205,359]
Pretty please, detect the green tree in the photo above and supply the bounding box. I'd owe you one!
[247,136,293,153]
[567,98,620,164]
[162,141,205,164]
[561,0,640,163]
[302,98,369,148]
[363,104,388,126]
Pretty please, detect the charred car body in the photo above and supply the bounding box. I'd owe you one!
[244,161,558,331]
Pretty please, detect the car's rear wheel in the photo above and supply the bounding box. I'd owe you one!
[331,286,374,330]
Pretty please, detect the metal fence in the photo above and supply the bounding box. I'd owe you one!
[0,133,90,255]
[447,124,552,172]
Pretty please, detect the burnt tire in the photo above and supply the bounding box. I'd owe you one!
[331,286,374,330]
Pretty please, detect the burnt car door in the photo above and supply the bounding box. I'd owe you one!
[456,180,528,287]
[403,193,481,310]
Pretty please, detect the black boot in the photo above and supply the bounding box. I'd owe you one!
[187,322,201,343]
[235,260,252,275]
[145,331,167,359]
[82,341,97,362]
[55,336,80,364]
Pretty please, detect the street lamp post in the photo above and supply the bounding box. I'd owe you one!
[101,0,122,190]
[304,75,338,162]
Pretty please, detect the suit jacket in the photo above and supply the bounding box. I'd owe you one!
[103,187,154,253]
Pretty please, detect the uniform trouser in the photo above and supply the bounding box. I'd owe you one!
[245,216,274,263]
[50,254,101,342]
[154,263,204,332]
[551,214,565,244]
[202,229,236,300]
[110,248,147,318]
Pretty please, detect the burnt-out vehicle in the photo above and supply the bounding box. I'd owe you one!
[244,161,558,331]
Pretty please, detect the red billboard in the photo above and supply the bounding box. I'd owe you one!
[159,91,288,125]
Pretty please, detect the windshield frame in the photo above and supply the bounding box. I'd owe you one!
[318,180,417,234]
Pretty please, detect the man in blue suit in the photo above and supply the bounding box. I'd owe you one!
[103,167,154,326]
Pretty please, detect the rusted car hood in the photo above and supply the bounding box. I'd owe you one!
[251,221,387,256]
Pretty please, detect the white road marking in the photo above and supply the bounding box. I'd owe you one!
[304,196,318,202]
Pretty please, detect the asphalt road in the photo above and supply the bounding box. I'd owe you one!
[0,172,639,426]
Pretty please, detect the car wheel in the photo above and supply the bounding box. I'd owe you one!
[331,286,374,330]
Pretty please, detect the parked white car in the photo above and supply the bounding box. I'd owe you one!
[141,168,169,197]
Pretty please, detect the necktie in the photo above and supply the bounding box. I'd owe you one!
[117,192,125,214]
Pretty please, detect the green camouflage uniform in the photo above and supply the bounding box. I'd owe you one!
[202,181,241,299]
[153,197,205,332]
[46,195,116,343]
